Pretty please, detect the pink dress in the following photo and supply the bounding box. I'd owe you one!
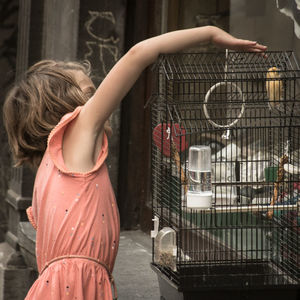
[25,106,120,300]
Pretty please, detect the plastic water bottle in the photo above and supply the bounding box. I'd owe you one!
[187,145,212,209]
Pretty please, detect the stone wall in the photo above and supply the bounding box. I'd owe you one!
[0,0,18,242]
[169,0,230,52]
[230,0,299,55]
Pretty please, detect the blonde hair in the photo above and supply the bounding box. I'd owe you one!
[3,60,92,169]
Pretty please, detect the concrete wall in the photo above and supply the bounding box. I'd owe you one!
[0,0,18,242]
[230,0,300,60]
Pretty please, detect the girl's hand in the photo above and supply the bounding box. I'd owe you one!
[211,27,267,53]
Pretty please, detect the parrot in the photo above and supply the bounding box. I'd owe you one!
[266,67,284,110]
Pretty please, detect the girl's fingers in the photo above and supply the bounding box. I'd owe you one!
[254,44,267,51]
[216,36,267,53]
[246,47,268,58]
[241,41,267,51]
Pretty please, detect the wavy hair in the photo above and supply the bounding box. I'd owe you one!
[3,60,92,169]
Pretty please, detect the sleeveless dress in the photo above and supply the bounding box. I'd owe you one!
[25,106,120,299]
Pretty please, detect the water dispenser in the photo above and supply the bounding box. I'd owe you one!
[187,145,212,209]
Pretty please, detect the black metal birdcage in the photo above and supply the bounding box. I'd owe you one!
[150,51,300,299]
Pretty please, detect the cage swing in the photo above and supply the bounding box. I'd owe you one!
[150,51,300,299]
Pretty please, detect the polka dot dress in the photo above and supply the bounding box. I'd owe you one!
[25,106,120,300]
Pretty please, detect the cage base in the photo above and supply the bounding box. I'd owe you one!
[151,263,299,300]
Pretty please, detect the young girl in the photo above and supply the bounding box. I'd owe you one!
[3,26,266,299]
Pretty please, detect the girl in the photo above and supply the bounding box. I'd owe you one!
[3,26,266,299]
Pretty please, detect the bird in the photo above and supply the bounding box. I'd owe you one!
[266,67,284,109]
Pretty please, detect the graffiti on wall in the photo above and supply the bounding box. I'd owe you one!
[84,11,120,82]
[277,0,300,38]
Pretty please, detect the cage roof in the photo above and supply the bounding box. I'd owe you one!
[153,51,300,82]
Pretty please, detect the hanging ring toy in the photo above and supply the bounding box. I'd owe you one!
[203,81,245,128]
[203,50,246,129]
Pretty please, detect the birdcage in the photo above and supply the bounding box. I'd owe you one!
[150,51,300,299]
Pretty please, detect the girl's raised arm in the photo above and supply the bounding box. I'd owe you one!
[63,26,266,173]
[81,26,266,133]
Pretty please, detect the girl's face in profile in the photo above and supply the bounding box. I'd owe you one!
[72,70,113,137]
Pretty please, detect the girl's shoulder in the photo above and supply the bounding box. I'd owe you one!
[47,106,108,177]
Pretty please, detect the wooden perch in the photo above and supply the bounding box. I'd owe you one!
[170,140,188,194]
[267,154,288,218]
